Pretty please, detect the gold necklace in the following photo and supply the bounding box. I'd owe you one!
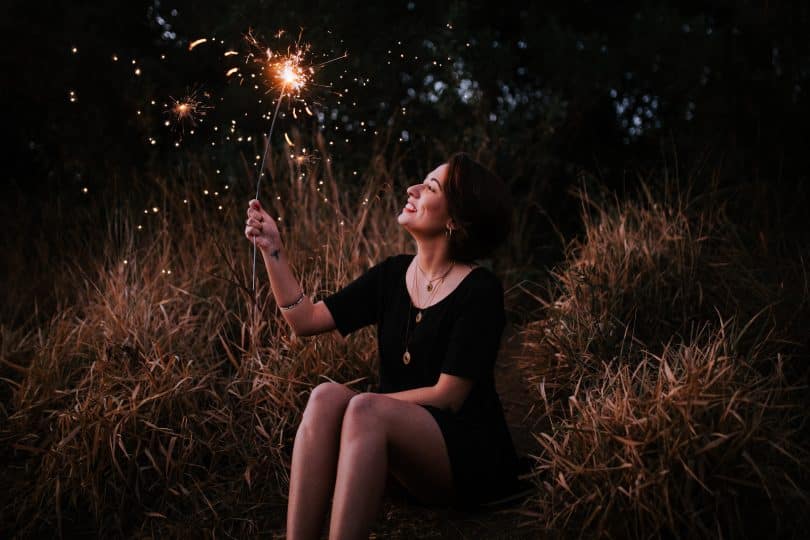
[414,264,445,323]
[403,263,446,365]
[415,259,455,292]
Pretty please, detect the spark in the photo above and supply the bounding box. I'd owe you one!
[189,38,208,51]
[224,50,239,56]
[164,89,211,133]
[226,67,239,77]
[284,132,294,146]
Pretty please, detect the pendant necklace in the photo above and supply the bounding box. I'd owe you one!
[414,260,453,323]
[416,259,455,293]
[402,260,449,365]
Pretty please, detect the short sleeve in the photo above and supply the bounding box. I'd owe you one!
[323,256,392,338]
[441,273,505,381]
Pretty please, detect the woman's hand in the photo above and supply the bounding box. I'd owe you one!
[244,199,283,255]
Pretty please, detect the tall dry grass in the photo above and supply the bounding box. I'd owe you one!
[3,137,809,539]
[0,132,423,537]
[518,179,810,538]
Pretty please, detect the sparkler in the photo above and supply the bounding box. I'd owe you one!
[243,30,347,296]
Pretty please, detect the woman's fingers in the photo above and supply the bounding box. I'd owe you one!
[249,199,265,217]
[245,214,263,234]
[246,199,271,223]
[245,200,279,249]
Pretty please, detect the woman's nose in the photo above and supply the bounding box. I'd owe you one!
[406,184,421,197]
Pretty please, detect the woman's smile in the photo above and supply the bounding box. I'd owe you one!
[397,165,451,234]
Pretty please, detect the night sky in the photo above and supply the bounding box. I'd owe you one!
[3,0,810,302]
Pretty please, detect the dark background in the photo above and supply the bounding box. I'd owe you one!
[3,0,809,302]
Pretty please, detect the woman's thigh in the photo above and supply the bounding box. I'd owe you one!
[343,393,454,505]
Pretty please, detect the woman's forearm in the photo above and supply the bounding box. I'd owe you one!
[383,386,448,410]
[260,245,312,335]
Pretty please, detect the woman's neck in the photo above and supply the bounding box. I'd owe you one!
[413,238,454,278]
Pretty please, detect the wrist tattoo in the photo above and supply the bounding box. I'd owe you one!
[269,248,280,260]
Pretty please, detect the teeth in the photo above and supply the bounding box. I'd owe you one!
[406,202,416,211]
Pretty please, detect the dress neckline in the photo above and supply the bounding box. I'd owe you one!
[402,254,483,310]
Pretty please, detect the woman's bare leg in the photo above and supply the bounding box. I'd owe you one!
[286,382,356,540]
[328,393,454,540]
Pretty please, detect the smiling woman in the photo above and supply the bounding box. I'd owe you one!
[245,152,519,540]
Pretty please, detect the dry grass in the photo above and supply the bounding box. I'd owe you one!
[0,132,417,537]
[517,179,810,538]
[522,320,809,538]
[2,144,809,538]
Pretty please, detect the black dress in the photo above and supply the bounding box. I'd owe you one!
[322,253,520,508]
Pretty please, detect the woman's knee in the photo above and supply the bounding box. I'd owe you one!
[301,382,355,424]
[342,393,386,433]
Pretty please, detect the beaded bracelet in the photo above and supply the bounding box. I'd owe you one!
[280,291,306,311]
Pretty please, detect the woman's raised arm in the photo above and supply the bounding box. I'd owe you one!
[244,198,336,337]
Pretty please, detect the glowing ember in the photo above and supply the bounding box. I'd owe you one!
[188,38,208,51]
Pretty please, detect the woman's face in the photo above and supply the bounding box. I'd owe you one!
[397,163,452,236]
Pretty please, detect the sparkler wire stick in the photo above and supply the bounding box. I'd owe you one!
[251,87,286,296]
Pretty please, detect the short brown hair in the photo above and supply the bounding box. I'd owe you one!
[444,152,513,263]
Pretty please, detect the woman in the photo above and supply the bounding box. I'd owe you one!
[244,152,519,540]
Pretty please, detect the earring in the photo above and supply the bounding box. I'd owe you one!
[446,227,453,239]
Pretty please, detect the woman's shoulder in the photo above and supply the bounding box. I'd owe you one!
[391,253,415,264]
[458,262,503,302]
[381,253,416,274]
[372,253,413,281]
[367,253,411,270]
[467,260,502,284]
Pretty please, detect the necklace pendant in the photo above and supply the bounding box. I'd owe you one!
[415,311,422,323]
[403,350,411,365]
[426,283,433,292]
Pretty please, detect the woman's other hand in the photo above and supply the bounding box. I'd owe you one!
[244,199,282,254]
